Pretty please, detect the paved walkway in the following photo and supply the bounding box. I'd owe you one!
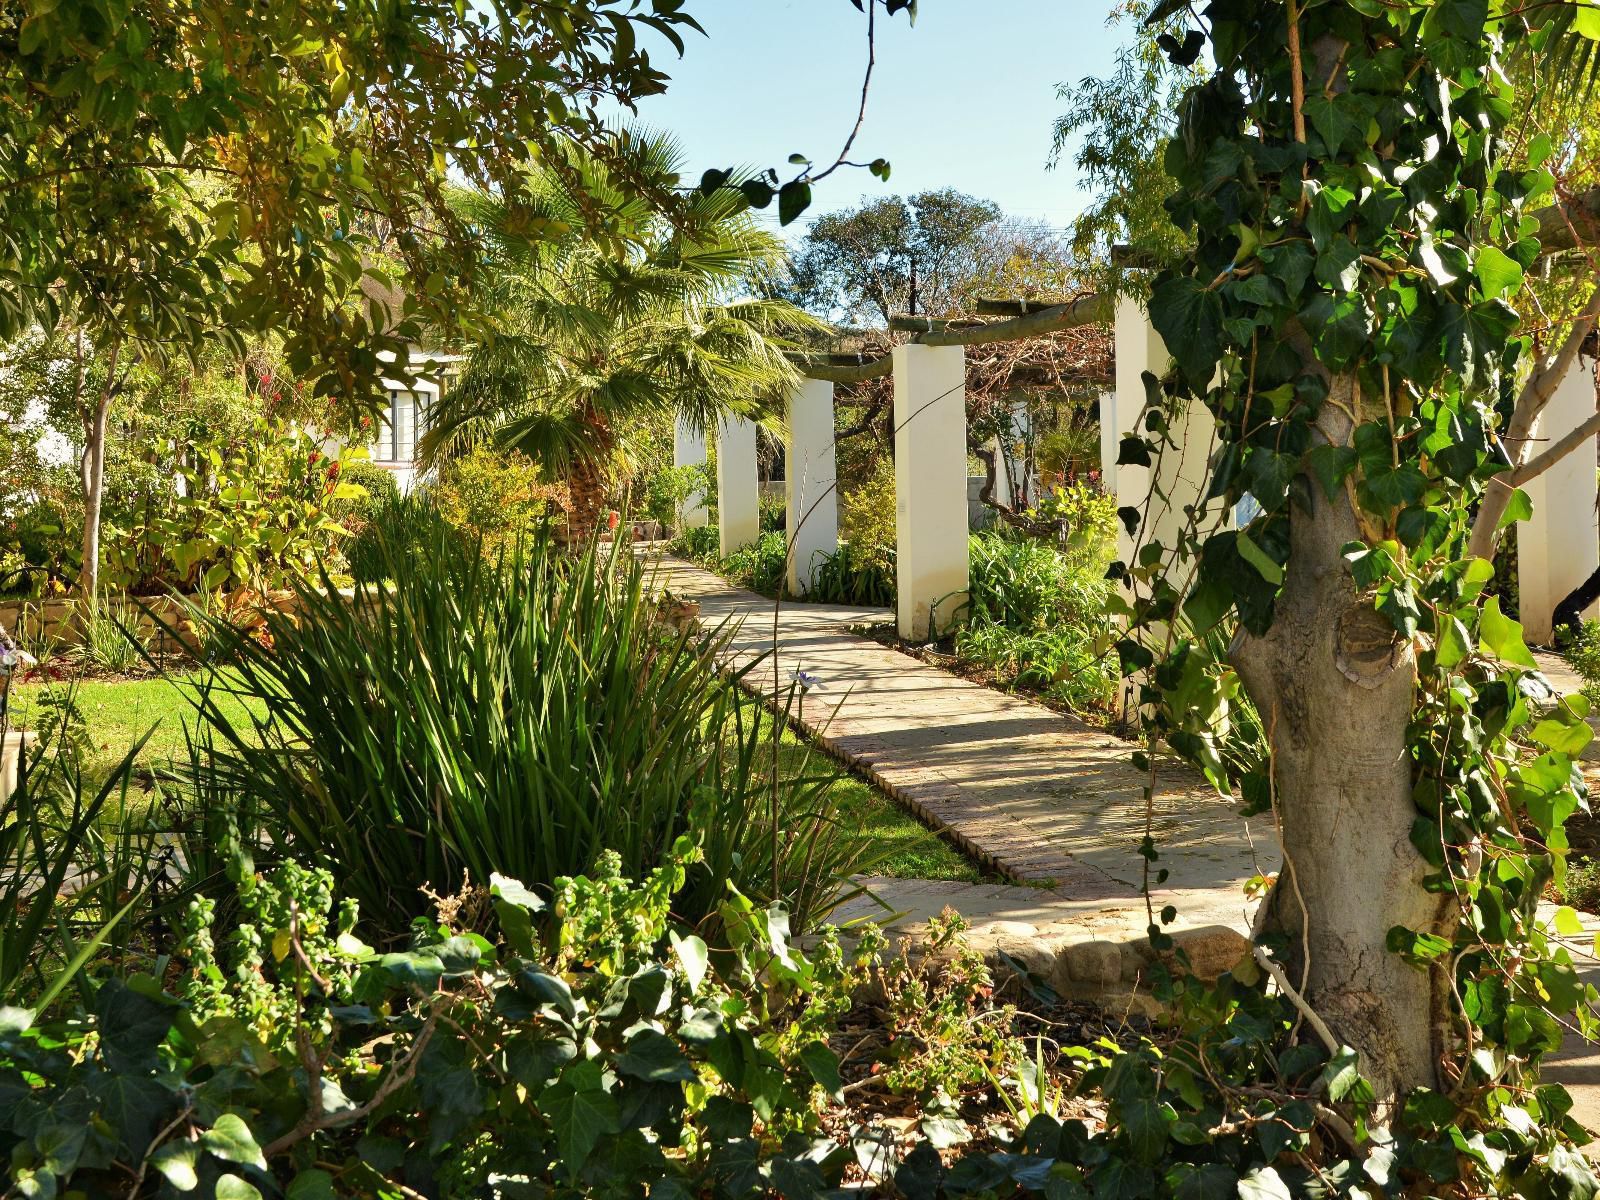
[649,553,1600,1143]
[648,555,1265,922]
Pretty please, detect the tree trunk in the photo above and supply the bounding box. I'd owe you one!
[78,386,113,601]
[563,410,615,544]
[1229,373,1450,1103]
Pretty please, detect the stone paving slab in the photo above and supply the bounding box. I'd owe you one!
[648,554,1268,904]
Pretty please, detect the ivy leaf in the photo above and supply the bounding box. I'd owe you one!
[615,1029,696,1084]
[1479,596,1538,669]
[778,180,812,226]
[1436,615,1471,669]
[1574,2,1600,39]
[1118,434,1153,467]
[286,1170,337,1200]
[1120,1097,1169,1162]
[216,1177,263,1200]
[1148,276,1223,384]
[1304,444,1358,502]
[799,1041,844,1101]
[670,931,709,992]
[544,1060,621,1171]
[152,1143,201,1192]
[1236,529,1285,585]
[1496,486,1533,529]
[1474,245,1524,299]
[1237,1165,1293,1200]
[201,1114,267,1170]
[1169,1163,1237,1200]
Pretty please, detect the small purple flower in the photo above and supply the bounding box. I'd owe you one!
[791,669,825,694]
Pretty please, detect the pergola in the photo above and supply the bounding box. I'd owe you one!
[677,188,1600,644]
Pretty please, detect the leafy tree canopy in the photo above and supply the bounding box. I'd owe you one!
[0,0,705,401]
[783,190,1083,327]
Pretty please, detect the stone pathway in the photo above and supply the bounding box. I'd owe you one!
[649,555,1266,905]
[650,553,1600,1144]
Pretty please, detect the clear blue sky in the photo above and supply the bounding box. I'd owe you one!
[629,1,1138,238]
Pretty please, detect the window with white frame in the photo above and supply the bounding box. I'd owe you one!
[368,390,429,463]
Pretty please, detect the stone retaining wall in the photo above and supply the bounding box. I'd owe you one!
[0,590,318,659]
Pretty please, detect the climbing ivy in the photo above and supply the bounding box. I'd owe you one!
[1106,0,1600,1189]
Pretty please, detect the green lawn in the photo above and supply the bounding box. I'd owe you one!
[5,672,984,883]
[5,673,264,776]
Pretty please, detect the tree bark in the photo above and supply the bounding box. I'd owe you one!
[1230,373,1450,1103]
[563,408,615,544]
[76,334,120,600]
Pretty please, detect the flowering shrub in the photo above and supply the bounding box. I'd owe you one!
[102,420,364,594]
[431,446,569,555]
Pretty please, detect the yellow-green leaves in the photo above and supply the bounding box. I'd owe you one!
[1479,595,1539,669]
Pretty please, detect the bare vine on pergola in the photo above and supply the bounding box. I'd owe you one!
[797,294,1113,533]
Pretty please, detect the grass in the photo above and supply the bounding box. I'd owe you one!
[6,670,983,885]
[5,673,263,776]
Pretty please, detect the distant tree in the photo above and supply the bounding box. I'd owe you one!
[784,190,1016,325]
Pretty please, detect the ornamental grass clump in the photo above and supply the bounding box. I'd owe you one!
[180,512,868,932]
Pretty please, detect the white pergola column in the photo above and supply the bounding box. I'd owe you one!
[1110,297,1225,572]
[1519,358,1599,643]
[785,379,839,596]
[673,417,708,529]
[715,413,760,557]
[893,344,970,639]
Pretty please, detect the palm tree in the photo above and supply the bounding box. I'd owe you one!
[420,131,821,537]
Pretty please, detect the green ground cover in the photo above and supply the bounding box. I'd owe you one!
[6,673,263,775]
[6,670,979,883]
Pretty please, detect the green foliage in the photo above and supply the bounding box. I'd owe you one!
[79,598,152,676]
[102,420,363,595]
[760,489,788,534]
[643,463,713,532]
[0,726,156,1005]
[722,531,790,596]
[0,0,705,400]
[673,523,721,563]
[959,531,1118,713]
[432,446,568,556]
[328,459,400,530]
[840,456,898,565]
[1105,0,1600,1177]
[1564,618,1600,707]
[180,524,870,932]
[425,132,818,493]
[810,541,897,608]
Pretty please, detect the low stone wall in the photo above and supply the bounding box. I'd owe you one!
[0,590,319,659]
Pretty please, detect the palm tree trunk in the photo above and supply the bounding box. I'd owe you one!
[562,410,615,543]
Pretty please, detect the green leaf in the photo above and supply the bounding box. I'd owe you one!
[778,180,812,226]
[1236,529,1284,585]
[544,1060,621,1171]
[1497,486,1533,529]
[1474,245,1523,300]
[615,1029,696,1083]
[799,1041,844,1100]
[1479,596,1538,668]
[1148,276,1223,384]
[215,1176,262,1200]
[200,1114,267,1170]
[1436,615,1471,669]
[152,1143,201,1192]
[1120,1097,1168,1162]
[1576,1,1600,39]
[670,931,709,992]
[1237,1166,1293,1200]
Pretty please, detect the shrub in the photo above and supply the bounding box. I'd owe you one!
[839,456,897,566]
[672,522,721,563]
[760,488,787,533]
[1025,481,1118,569]
[721,530,789,596]
[180,524,870,931]
[810,540,897,608]
[79,598,152,675]
[433,446,568,555]
[330,458,402,528]
[1564,618,1600,707]
[102,419,364,595]
[642,462,714,532]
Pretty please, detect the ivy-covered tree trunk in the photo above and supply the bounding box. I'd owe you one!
[1230,377,1449,1100]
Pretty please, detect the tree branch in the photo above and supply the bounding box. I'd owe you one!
[1467,274,1600,559]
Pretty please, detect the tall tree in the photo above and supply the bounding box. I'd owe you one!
[783,190,1010,325]
[1118,0,1600,1110]
[0,0,703,593]
[422,133,820,537]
